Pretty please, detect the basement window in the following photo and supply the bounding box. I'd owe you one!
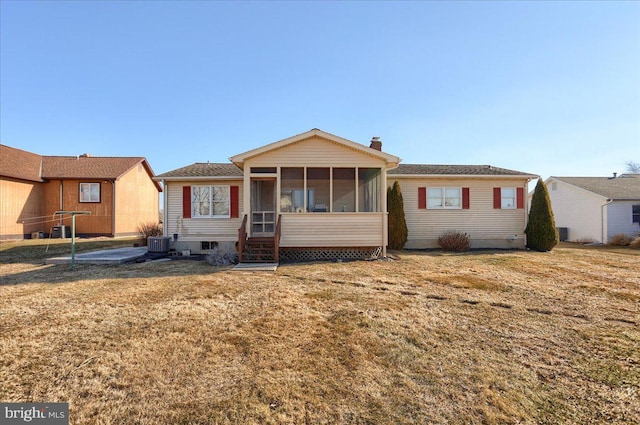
[201,241,219,251]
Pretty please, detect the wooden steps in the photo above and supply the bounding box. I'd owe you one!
[241,237,276,263]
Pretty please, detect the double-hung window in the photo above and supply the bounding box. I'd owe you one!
[493,187,523,209]
[501,188,516,209]
[633,205,640,223]
[192,185,230,218]
[427,187,461,209]
[79,183,100,203]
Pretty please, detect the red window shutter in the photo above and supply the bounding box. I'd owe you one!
[182,186,191,218]
[516,187,524,209]
[418,187,426,209]
[462,187,470,209]
[493,187,502,209]
[230,186,239,218]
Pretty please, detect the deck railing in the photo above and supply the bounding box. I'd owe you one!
[237,214,247,262]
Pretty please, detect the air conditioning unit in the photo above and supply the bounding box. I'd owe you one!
[148,236,171,253]
[51,225,68,238]
[557,227,568,242]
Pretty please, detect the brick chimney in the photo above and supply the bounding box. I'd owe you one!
[369,136,382,151]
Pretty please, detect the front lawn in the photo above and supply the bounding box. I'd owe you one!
[1,241,638,424]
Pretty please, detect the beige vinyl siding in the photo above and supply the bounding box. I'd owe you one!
[165,180,243,241]
[245,136,383,168]
[393,177,529,249]
[280,213,384,247]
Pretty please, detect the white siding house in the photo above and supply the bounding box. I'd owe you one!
[545,175,640,243]
[155,129,537,259]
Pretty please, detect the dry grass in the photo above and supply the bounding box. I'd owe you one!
[1,241,638,424]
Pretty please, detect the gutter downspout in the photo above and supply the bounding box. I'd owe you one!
[59,181,64,225]
[111,181,116,237]
[601,199,613,244]
[162,180,168,237]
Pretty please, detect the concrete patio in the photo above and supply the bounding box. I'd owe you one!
[46,246,148,265]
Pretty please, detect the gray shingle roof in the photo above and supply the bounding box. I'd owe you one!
[552,175,640,200]
[157,163,243,178]
[158,163,536,179]
[389,164,536,176]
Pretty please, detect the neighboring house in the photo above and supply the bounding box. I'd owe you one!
[155,129,536,261]
[0,144,162,239]
[544,175,640,243]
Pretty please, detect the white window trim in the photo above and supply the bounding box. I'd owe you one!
[79,182,100,203]
[501,187,517,210]
[427,187,462,210]
[192,185,231,219]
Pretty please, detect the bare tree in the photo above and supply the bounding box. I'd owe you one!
[626,161,640,173]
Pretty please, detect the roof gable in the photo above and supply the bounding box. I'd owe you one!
[550,176,640,200]
[229,128,400,167]
[0,144,43,182]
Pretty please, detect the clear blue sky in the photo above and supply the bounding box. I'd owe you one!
[2,1,639,186]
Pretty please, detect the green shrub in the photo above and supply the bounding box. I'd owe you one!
[387,181,408,250]
[437,231,471,252]
[525,179,558,252]
[609,234,631,246]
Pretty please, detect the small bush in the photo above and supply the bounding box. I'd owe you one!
[205,246,238,266]
[438,231,471,252]
[137,222,162,243]
[630,237,640,249]
[608,234,632,246]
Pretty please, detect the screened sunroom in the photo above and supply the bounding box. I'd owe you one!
[279,167,382,214]
[230,129,400,258]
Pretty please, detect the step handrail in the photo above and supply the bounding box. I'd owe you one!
[274,214,282,263]
[238,214,248,262]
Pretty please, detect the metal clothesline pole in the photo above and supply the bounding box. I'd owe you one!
[53,211,91,270]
